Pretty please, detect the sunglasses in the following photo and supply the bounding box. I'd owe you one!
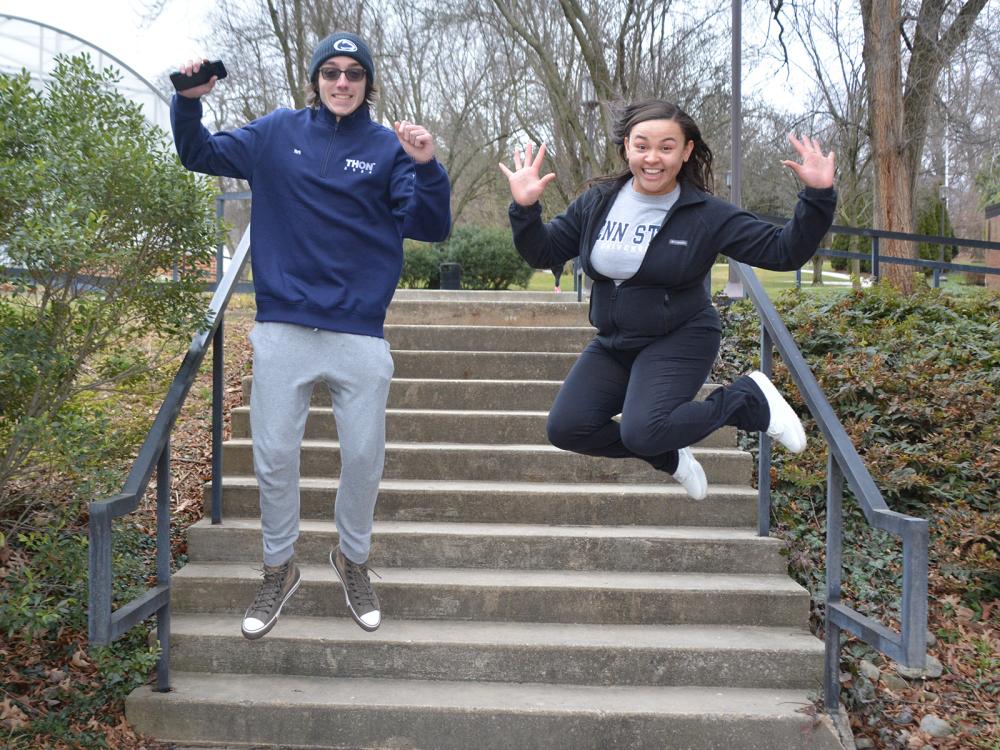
[319,66,366,82]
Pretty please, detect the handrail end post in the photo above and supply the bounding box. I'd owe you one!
[87,500,114,646]
[902,518,930,667]
[154,602,172,692]
[824,619,842,714]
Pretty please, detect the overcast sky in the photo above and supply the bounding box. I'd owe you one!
[1,0,816,117]
[0,0,209,84]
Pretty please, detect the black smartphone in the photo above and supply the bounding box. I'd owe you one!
[170,60,228,92]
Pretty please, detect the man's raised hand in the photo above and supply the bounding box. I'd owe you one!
[395,121,436,164]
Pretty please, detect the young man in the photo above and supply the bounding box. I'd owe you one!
[171,31,451,638]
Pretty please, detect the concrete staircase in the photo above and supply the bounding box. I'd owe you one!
[126,290,844,749]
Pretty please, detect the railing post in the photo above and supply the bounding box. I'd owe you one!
[215,196,225,284]
[87,502,113,645]
[825,453,844,713]
[211,318,224,525]
[758,325,773,537]
[155,439,172,692]
[901,520,929,667]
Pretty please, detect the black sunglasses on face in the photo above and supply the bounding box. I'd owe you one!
[319,66,365,82]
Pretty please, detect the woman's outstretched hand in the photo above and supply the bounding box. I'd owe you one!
[499,143,557,207]
[781,134,835,189]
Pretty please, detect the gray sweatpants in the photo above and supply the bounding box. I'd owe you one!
[248,322,394,566]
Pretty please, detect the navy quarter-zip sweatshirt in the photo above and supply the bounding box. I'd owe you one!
[509,178,836,349]
[171,95,451,337]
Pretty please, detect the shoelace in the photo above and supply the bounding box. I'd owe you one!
[344,560,381,608]
[248,564,288,617]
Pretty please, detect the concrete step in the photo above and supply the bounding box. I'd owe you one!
[171,563,810,627]
[221,440,753,485]
[243,375,565,410]
[386,298,590,327]
[229,406,738,449]
[208,477,760,528]
[392,289,585,302]
[392,349,580,380]
[242,377,725,411]
[384,324,594,352]
[168,614,824,689]
[186,519,788,573]
[126,672,842,750]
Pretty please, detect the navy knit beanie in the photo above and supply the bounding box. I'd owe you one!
[309,32,375,84]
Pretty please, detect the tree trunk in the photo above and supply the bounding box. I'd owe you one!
[859,0,988,293]
[861,0,916,293]
[811,254,824,285]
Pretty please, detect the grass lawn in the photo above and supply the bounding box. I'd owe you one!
[523,264,990,298]
[523,265,858,297]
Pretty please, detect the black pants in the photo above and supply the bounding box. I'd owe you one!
[546,310,769,475]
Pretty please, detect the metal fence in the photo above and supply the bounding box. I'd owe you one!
[751,215,1000,290]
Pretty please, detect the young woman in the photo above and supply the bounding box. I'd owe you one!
[499,100,835,500]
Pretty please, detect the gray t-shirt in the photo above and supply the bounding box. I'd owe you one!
[590,180,680,284]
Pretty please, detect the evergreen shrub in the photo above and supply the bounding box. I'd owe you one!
[713,285,999,619]
[400,240,443,288]
[444,226,533,290]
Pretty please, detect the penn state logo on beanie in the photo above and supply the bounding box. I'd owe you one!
[309,32,375,84]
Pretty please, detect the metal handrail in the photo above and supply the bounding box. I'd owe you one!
[87,225,251,691]
[731,260,929,713]
[754,213,1000,289]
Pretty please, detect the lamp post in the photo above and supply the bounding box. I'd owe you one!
[934,183,946,288]
[724,0,745,299]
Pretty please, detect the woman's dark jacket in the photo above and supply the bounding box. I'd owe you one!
[508,178,836,349]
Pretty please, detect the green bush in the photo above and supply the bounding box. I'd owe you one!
[0,54,221,518]
[445,226,533,290]
[400,240,444,288]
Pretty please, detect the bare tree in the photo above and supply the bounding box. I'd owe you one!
[195,0,738,229]
[458,0,732,210]
[922,3,1000,242]
[766,0,988,291]
[376,5,521,224]
[859,0,988,292]
[785,0,872,285]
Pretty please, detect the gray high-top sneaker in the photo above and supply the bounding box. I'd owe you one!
[241,557,301,640]
[331,545,381,632]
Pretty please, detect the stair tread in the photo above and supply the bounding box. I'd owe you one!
[364,376,567,384]
[174,562,807,593]
[170,612,822,652]
[192,517,780,543]
[217,475,756,496]
[231,406,556,416]
[225,438,745,455]
[132,671,821,717]
[387,324,596,332]
[392,348,581,355]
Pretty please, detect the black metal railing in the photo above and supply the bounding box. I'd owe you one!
[732,260,929,713]
[750,216,1000,290]
[87,224,251,691]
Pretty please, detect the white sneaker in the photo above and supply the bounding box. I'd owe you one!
[748,371,807,453]
[673,447,707,500]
